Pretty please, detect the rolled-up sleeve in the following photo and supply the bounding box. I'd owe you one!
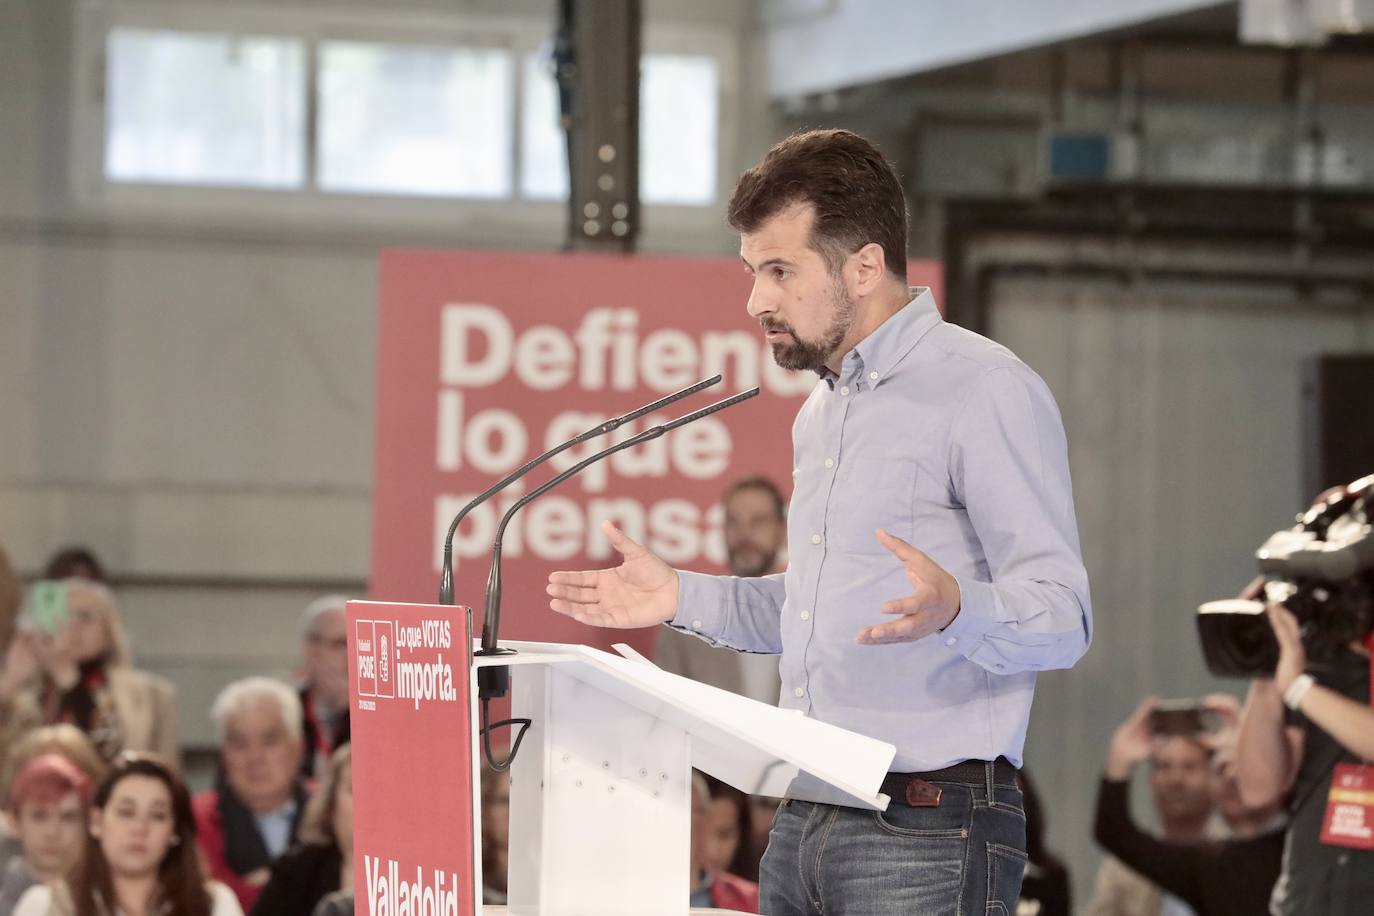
[937,364,1093,673]
[667,570,786,655]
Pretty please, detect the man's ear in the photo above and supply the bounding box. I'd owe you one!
[847,242,888,297]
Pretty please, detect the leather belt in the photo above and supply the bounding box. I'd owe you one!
[880,757,1019,807]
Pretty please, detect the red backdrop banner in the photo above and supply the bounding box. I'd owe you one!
[348,599,476,916]
[371,250,942,657]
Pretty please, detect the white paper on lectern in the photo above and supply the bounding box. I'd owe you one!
[476,638,895,809]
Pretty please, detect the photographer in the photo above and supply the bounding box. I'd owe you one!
[1234,603,1373,915]
[1093,696,1286,916]
[1228,476,1374,915]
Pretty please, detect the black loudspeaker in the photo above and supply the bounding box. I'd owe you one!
[1302,353,1374,498]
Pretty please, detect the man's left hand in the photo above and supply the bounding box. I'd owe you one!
[857,528,961,645]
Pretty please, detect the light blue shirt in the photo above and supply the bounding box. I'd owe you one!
[254,798,298,858]
[671,288,1092,774]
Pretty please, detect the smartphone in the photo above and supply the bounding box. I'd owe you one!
[1149,700,1218,737]
[26,580,69,635]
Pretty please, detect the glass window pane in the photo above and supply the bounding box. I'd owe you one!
[640,54,718,205]
[318,41,514,198]
[106,28,305,188]
[519,52,719,205]
[520,52,569,200]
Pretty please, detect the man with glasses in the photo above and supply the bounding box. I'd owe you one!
[297,595,352,778]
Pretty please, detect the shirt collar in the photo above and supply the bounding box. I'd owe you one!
[254,797,298,823]
[817,287,941,386]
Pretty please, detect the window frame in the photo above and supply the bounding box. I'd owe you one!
[70,1,739,249]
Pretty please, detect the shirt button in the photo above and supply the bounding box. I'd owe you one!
[800,611,811,621]
[810,534,821,545]
[869,371,879,381]
[945,636,956,647]
[824,458,834,468]
[840,386,850,396]
[793,687,805,698]
[692,620,703,629]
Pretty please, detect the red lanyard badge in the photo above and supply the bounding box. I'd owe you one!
[1318,632,1374,850]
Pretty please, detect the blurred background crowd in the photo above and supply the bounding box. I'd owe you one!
[4,471,1372,914]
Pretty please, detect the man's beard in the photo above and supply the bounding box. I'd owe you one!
[761,275,856,372]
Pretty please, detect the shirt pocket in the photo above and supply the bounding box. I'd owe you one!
[827,456,917,555]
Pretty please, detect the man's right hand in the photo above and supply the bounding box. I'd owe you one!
[546,521,679,629]
[1105,696,1159,780]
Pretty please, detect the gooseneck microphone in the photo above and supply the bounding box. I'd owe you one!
[478,386,762,677]
[471,383,758,773]
[437,375,722,605]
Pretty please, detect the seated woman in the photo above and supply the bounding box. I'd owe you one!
[13,753,242,916]
[249,745,353,916]
[0,581,178,764]
[690,774,758,913]
[0,755,92,913]
[0,726,107,877]
[700,776,761,883]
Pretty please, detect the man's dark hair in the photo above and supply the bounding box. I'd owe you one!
[727,128,909,281]
[724,476,786,520]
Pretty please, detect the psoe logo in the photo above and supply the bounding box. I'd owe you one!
[355,620,378,698]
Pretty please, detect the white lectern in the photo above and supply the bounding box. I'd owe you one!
[477,640,897,916]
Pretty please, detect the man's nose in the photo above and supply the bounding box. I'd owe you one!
[745,281,773,320]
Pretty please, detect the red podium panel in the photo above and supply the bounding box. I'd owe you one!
[348,600,477,916]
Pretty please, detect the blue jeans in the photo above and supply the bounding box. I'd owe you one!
[759,766,1027,915]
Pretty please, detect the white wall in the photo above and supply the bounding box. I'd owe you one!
[0,0,761,748]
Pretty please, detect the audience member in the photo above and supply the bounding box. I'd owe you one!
[311,890,353,916]
[13,753,242,916]
[1,726,107,817]
[0,756,92,914]
[1016,768,1071,916]
[0,726,107,877]
[654,477,785,703]
[0,544,20,668]
[700,776,760,883]
[40,550,105,585]
[1234,601,1374,914]
[746,796,778,872]
[689,773,758,913]
[0,545,22,789]
[1086,719,1217,916]
[479,765,509,905]
[1093,697,1286,916]
[250,745,352,916]
[296,597,351,779]
[193,678,308,913]
[0,581,177,764]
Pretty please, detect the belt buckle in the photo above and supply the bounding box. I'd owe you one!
[905,777,942,807]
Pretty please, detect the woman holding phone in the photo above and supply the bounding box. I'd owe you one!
[12,753,241,916]
[0,581,178,765]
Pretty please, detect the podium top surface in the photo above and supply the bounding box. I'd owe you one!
[475,638,895,809]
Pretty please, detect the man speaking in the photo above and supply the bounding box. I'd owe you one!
[546,129,1092,915]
